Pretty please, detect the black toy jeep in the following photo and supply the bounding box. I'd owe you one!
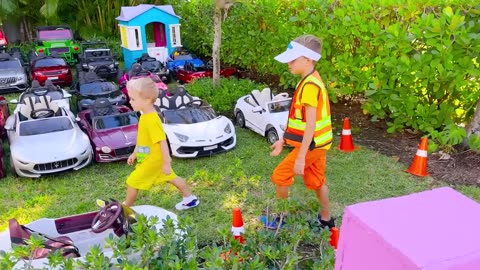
[77,41,121,80]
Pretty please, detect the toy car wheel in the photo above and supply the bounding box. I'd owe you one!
[235,111,245,128]
[9,156,18,178]
[116,69,124,81]
[266,128,279,145]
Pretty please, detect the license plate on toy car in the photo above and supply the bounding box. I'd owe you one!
[49,76,58,80]
[204,145,218,151]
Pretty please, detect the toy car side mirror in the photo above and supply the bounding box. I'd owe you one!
[4,122,13,130]
[9,99,18,104]
[252,106,264,113]
[75,116,81,122]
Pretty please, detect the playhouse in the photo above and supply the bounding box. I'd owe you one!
[116,4,182,70]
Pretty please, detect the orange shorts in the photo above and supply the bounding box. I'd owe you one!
[272,147,327,190]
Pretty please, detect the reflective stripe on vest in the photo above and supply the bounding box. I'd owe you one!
[284,71,333,149]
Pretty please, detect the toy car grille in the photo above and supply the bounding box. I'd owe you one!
[176,137,235,157]
[49,47,69,54]
[34,158,78,171]
[114,146,136,157]
[0,77,17,84]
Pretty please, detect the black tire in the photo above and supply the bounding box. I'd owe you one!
[116,69,124,81]
[266,128,279,145]
[9,156,18,178]
[236,111,245,128]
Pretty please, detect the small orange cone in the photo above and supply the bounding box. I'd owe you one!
[338,118,359,152]
[405,137,430,177]
[329,227,339,249]
[231,208,245,244]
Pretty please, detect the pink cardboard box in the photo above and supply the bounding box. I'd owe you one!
[335,187,480,270]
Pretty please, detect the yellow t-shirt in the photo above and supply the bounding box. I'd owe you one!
[136,112,166,163]
[299,83,320,108]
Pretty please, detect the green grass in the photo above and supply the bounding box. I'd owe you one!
[2,120,480,244]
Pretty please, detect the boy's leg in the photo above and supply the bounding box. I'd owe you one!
[272,148,299,199]
[314,184,331,221]
[125,186,139,207]
[169,176,199,210]
[276,186,289,199]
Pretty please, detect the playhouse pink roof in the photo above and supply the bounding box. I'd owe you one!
[116,4,179,21]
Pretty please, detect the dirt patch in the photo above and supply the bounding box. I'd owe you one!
[330,100,480,186]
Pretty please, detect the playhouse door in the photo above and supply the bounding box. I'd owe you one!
[153,22,166,47]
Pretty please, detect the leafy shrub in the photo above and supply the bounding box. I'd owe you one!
[185,77,267,118]
[0,209,336,269]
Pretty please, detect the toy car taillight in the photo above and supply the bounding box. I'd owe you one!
[61,69,69,74]
[0,39,6,45]
[38,48,44,53]
[73,46,79,51]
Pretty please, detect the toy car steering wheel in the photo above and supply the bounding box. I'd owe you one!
[91,201,123,233]
[186,99,204,107]
[31,108,55,119]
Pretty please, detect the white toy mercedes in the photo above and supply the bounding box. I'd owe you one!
[234,88,291,144]
[154,86,236,158]
[4,93,92,178]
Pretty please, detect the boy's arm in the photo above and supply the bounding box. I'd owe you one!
[160,140,172,164]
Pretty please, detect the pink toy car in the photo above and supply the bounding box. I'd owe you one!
[118,63,169,103]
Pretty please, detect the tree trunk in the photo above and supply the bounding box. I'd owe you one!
[464,98,480,148]
[212,1,223,87]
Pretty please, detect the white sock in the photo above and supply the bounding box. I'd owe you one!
[182,195,196,203]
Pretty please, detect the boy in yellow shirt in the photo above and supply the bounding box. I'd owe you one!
[124,78,199,210]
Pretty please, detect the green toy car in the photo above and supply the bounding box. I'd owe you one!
[34,26,80,65]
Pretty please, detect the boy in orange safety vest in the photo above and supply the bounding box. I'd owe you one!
[265,34,335,229]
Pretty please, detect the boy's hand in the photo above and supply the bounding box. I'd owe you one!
[127,153,136,165]
[162,161,172,175]
[294,158,305,175]
[270,139,284,156]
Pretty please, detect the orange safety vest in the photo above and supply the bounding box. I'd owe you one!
[284,71,332,150]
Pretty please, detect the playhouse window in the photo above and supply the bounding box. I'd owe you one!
[170,24,182,47]
[119,25,143,51]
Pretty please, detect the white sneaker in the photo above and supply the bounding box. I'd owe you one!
[175,198,200,210]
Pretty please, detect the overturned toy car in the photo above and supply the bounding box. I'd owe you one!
[0,200,178,269]
[155,86,236,158]
[234,88,291,144]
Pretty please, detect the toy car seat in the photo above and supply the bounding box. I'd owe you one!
[128,63,143,78]
[250,89,262,107]
[36,95,63,117]
[154,89,171,112]
[92,98,118,117]
[171,86,197,109]
[30,80,42,89]
[18,96,36,121]
[8,218,80,259]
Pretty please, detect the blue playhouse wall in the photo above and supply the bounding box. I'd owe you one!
[120,8,180,70]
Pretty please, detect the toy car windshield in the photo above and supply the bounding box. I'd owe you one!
[38,29,73,40]
[140,61,160,71]
[34,58,67,68]
[93,112,138,130]
[0,59,21,69]
[163,107,216,124]
[267,100,291,113]
[80,82,118,95]
[19,117,73,136]
[174,54,194,61]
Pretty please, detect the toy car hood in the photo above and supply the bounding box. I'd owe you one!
[92,125,137,149]
[163,116,232,142]
[11,129,90,163]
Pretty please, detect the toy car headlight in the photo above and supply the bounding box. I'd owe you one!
[109,64,115,68]
[82,64,88,68]
[224,124,231,134]
[174,132,189,142]
[280,124,286,131]
[17,75,26,81]
[101,146,112,153]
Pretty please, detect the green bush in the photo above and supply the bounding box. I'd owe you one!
[0,209,336,269]
[185,77,267,118]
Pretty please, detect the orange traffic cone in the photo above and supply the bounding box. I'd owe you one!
[405,137,430,177]
[329,227,339,249]
[338,118,359,152]
[231,208,245,244]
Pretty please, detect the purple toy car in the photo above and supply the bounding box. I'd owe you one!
[77,98,138,163]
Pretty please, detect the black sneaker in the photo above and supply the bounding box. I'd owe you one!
[318,214,335,229]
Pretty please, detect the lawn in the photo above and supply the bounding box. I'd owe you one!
[1,109,479,245]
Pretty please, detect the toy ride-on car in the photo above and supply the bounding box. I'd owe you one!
[71,71,127,112]
[30,54,73,87]
[11,80,73,114]
[234,88,291,144]
[77,98,138,163]
[0,27,8,53]
[4,94,92,178]
[77,41,121,80]
[0,53,29,93]
[0,199,178,269]
[119,63,169,102]
[176,59,237,84]
[155,86,236,158]
[34,25,80,65]
[136,53,171,82]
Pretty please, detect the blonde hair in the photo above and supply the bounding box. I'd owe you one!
[294,34,322,55]
[126,77,159,103]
